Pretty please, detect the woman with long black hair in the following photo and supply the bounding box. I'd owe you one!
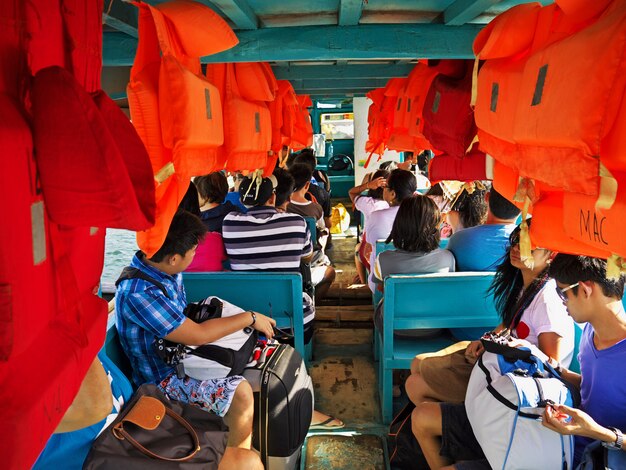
[404,221,575,406]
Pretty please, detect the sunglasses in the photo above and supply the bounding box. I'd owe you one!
[555,282,579,302]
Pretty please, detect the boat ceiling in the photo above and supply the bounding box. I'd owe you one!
[103,0,552,100]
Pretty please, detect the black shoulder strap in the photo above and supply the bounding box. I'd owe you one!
[115,266,171,300]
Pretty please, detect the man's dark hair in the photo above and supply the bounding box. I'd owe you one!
[290,163,313,192]
[178,181,201,216]
[285,152,299,169]
[387,169,417,202]
[273,167,294,207]
[549,254,625,299]
[386,195,440,252]
[451,187,488,229]
[489,187,521,220]
[294,151,317,172]
[149,209,207,263]
[195,172,229,204]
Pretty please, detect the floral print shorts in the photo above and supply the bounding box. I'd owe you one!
[158,373,244,417]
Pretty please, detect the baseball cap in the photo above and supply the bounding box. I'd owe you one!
[239,174,278,206]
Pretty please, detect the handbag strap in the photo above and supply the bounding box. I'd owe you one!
[113,406,201,462]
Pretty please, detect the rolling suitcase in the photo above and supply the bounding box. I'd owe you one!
[243,343,314,470]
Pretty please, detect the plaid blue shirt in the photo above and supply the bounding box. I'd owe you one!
[115,252,187,385]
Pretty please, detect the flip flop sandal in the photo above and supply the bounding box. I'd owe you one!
[309,416,345,431]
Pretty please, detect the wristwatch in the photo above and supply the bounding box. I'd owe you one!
[249,311,256,327]
[602,427,623,450]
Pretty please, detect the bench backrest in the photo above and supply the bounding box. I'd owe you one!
[304,216,317,246]
[182,272,306,356]
[372,240,451,306]
[383,272,499,331]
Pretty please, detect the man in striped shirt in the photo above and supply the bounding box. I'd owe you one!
[223,174,316,335]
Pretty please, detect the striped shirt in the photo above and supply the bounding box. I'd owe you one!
[223,206,313,272]
[223,206,315,324]
[115,252,186,385]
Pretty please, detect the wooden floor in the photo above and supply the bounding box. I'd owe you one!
[303,228,389,470]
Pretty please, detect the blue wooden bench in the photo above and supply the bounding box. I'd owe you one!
[328,175,354,198]
[377,272,499,423]
[182,272,311,363]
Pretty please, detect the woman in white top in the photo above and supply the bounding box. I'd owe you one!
[364,169,417,292]
[405,221,575,405]
[349,169,390,284]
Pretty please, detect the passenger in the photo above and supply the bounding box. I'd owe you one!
[445,182,488,234]
[405,222,574,406]
[360,160,397,187]
[373,195,455,288]
[178,180,201,215]
[411,255,626,469]
[33,353,131,470]
[186,172,238,272]
[297,148,330,193]
[349,168,390,284]
[223,174,316,338]
[425,183,453,236]
[272,166,295,213]
[541,254,626,465]
[115,209,271,466]
[195,171,240,233]
[222,175,344,431]
[287,163,325,230]
[287,163,336,302]
[292,150,332,235]
[223,173,248,214]
[372,195,455,333]
[364,169,417,292]
[446,187,521,271]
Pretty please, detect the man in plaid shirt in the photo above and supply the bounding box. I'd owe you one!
[116,210,275,468]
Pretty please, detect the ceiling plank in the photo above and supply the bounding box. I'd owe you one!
[103,13,138,38]
[209,0,258,30]
[103,23,481,66]
[272,63,413,80]
[102,0,138,38]
[339,0,364,26]
[443,0,501,26]
[291,78,389,90]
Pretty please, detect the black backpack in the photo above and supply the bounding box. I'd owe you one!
[388,402,429,470]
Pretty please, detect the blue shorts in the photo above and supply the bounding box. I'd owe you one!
[158,373,244,417]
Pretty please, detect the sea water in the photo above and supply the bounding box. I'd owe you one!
[102,229,138,290]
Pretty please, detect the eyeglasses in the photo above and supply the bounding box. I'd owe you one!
[555,282,579,302]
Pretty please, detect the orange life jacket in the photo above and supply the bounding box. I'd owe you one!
[205,62,272,173]
[475,1,626,196]
[291,95,314,150]
[129,0,237,256]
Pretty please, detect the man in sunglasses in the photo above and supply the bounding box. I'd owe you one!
[542,254,626,466]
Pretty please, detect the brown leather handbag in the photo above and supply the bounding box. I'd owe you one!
[83,384,228,469]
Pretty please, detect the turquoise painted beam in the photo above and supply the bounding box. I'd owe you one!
[443,0,501,26]
[291,78,389,91]
[103,13,138,38]
[103,23,482,66]
[209,0,258,30]
[339,0,364,26]
[272,64,413,80]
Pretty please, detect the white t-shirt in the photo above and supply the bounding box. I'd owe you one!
[364,205,400,292]
[512,278,575,367]
[355,195,389,220]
